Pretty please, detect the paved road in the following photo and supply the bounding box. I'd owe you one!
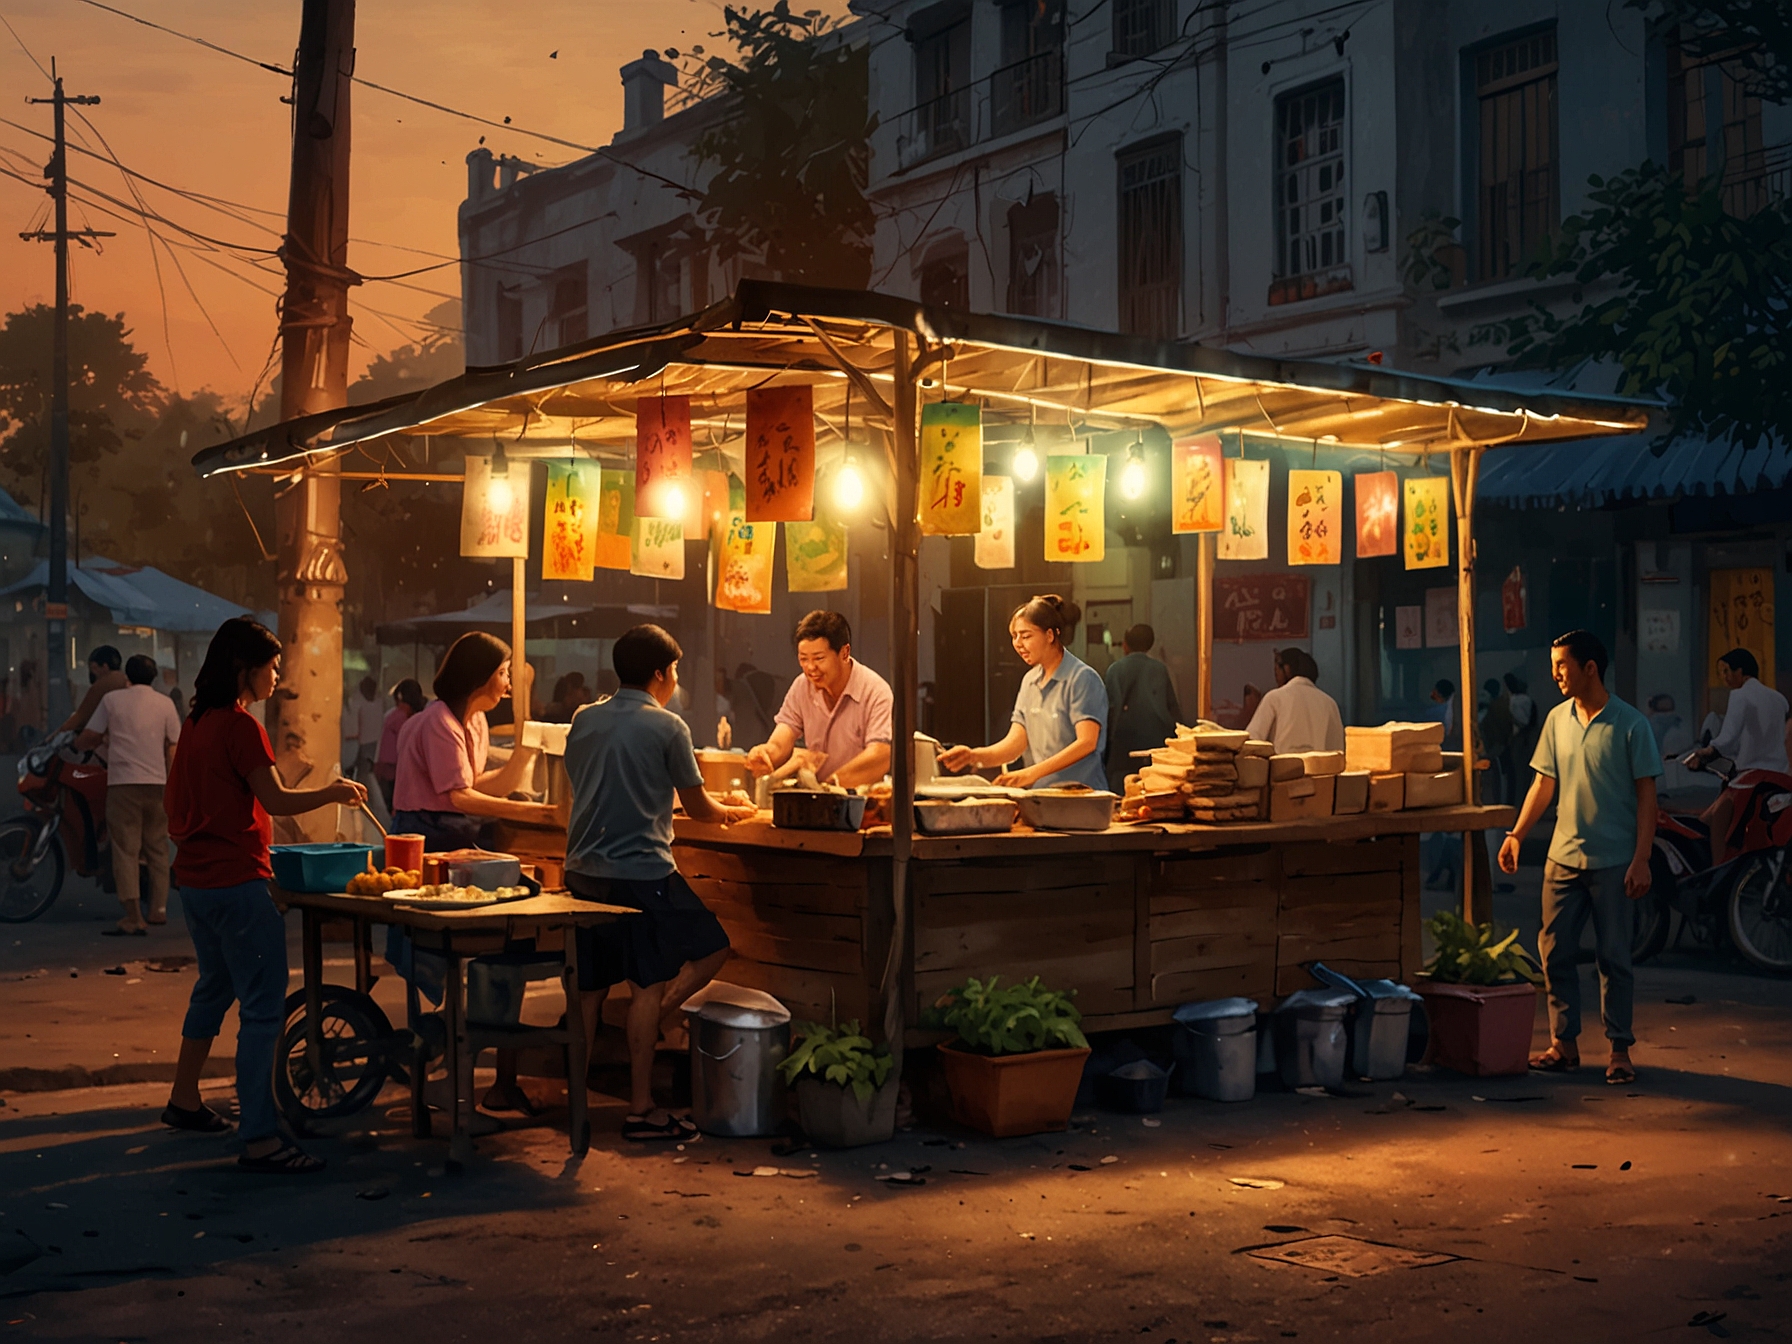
[2,858,1789,1341]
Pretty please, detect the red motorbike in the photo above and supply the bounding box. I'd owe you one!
[1640,752,1792,973]
[1,731,112,922]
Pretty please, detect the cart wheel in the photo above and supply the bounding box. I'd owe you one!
[274,989,395,1122]
[0,821,63,923]
[1728,852,1792,975]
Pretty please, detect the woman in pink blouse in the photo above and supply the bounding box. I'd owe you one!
[373,678,425,810]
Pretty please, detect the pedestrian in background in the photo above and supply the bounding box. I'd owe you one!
[161,617,365,1171]
[375,678,425,810]
[1479,677,1515,804]
[1505,672,1537,794]
[1498,629,1660,1087]
[1103,624,1182,793]
[76,654,182,936]
[1246,647,1343,753]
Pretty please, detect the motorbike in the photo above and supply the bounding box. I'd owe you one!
[0,730,112,922]
[1638,750,1792,973]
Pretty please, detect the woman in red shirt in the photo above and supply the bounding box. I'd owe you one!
[161,618,365,1173]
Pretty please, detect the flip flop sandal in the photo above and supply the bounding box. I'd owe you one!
[1528,1048,1580,1072]
[622,1113,693,1142]
[161,1102,232,1133]
[1606,1062,1637,1086]
[237,1142,326,1174]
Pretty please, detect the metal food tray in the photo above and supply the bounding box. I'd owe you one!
[913,798,1019,834]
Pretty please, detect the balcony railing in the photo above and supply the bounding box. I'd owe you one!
[989,49,1064,140]
[895,87,974,171]
[1717,144,1792,217]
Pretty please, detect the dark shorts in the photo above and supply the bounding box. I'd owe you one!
[566,870,731,991]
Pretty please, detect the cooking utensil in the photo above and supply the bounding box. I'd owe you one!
[358,800,388,839]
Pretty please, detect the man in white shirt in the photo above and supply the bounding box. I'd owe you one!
[75,654,182,935]
[1246,647,1345,754]
[1690,648,1791,858]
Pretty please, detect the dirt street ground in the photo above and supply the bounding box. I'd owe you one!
[3,857,1790,1343]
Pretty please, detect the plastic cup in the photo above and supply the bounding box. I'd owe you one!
[384,833,425,874]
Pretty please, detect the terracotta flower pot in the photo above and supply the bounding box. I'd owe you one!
[1413,979,1538,1077]
[936,1042,1091,1138]
[794,1075,899,1148]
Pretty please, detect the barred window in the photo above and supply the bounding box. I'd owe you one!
[1475,28,1559,281]
[1275,80,1347,279]
[1667,34,1773,216]
[1112,0,1174,60]
[1117,137,1182,339]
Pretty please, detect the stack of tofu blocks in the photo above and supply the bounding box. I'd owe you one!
[1343,720,1463,811]
[1122,724,1272,823]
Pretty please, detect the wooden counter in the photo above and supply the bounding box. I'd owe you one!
[668,805,1514,1038]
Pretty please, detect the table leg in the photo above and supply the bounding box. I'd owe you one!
[562,928,589,1156]
[444,953,474,1168]
[301,908,325,1108]
[354,919,373,995]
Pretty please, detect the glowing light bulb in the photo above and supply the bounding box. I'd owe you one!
[1121,455,1147,500]
[1012,444,1039,482]
[833,460,865,511]
[658,481,687,520]
[486,475,514,513]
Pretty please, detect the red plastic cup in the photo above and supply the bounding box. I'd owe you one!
[384,833,424,874]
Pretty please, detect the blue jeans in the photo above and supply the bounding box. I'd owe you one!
[179,880,288,1143]
[1539,860,1636,1050]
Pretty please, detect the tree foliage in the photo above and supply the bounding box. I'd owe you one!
[1624,0,1792,103]
[0,305,162,475]
[1470,163,1792,448]
[687,3,874,289]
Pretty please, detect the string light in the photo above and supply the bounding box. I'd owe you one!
[833,459,865,511]
[486,443,513,513]
[1121,436,1147,500]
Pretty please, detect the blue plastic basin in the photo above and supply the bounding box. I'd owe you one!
[270,843,375,893]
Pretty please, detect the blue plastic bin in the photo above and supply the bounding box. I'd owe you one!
[270,843,375,893]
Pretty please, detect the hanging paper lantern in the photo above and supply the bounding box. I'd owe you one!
[541,462,599,581]
[594,468,635,571]
[744,385,815,522]
[1044,453,1106,563]
[1403,476,1450,570]
[630,516,685,580]
[974,473,1014,570]
[1354,470,1398,558]
[635,395,693,519]
[1216,457,1268,561]
[785,519,848,592]
[714,476,774,613]
[1287,469,1343,565]
[459,454,531,559]
[919,401,982,535]
[1171,435,1224,533]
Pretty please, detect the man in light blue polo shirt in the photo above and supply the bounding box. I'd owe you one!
[563,624,757,1142]
[1498,629,1660,1086]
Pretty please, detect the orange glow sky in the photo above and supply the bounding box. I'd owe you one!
[0,0,766,405]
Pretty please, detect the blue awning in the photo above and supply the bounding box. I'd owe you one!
[1476,432,1792,509]
[0,558,253,633]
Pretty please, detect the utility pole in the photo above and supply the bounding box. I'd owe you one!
[275,0,356,836]
[23,65,107,730]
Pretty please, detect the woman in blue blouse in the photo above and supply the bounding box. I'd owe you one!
[939,594,1109,790]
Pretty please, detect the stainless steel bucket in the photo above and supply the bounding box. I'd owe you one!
[687,989,791,1137]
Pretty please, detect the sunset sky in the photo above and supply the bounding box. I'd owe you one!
[0,0,759,405]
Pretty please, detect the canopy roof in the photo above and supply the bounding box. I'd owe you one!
[2,558,254,633]
[193,282,1655,479]
[374,588,678,645]
[1477,431,1792,509]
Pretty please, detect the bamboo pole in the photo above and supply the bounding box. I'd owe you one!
[511,554,527,734]
[1196,532,1216,721]
[1452,445,1486,923]
[881,331,920,1052]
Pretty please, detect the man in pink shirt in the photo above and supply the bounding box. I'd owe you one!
[745,611,894,788]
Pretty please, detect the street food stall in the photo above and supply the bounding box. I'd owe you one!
[195,282,1653,1046]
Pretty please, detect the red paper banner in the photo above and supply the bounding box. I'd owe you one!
[1171,435,1224,534]
[635,395,693,519]
[1354,470,1398,558]
[744,385,815,522]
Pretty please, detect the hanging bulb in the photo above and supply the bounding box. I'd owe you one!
[657,480,687,520]
[1121,434,1147,500]
[833,458,865,512]
[486,444,514,513]
[1012,443,1039,483]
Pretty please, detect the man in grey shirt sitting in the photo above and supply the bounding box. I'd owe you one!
[562,624,757,1141]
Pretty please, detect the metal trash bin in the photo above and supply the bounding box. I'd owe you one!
[1274,988,1355,1090]
[683,982,791,1137]
[1348,979,1423,1081]
[1172,997,1259,1102]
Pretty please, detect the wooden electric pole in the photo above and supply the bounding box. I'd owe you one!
[275,0,356,831]
[22,65,107,729]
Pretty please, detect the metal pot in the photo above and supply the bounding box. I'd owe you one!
[771,789,867,830]
[687,991,791,1137]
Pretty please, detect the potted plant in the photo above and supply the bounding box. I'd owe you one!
[778,1019,899,1148]
[924,976,1091,1137]
[1413,911,1543,1077]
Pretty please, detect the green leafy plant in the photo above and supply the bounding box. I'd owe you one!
[922,976,1089,1056]
[778,1019,894,1103]
[1422,911,1543,986]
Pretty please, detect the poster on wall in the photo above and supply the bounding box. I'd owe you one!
[1501,565,1528,633]
[714,476,774,614]
[541,461,599,581]
[459,454,531,559]
[785,519,849,592]
[634,394,692,518]
[1354,470,1398,558]
[744,385,815,522]
[1044,452,1106,563]
[974,473,1015,570]
[594,468,635,571]
[1213,573,1311,641]
[630,516,685,580]
[1707,567,1776,686]
[1403,476,1450,570]
[1287,469,1343,565]
[919,401,983,535]
[1394,604,1423,650]
[1424,586,1458,647]
[1171,435,1224,533]
[1216,457,1268,561]
[1642,609,1681,654]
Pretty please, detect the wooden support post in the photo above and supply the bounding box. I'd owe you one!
[882,331,920,1053]
[511,554,528,730]
[1452,446,1487,924]
[1196,531,1216,721]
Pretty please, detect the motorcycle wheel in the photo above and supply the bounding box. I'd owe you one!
[1728,852,1792,975]
[1633,854,1675,963]
[273,989,395,1122]
[0,820,64,923]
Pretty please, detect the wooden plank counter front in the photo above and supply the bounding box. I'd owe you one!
[669,805,1514,1038]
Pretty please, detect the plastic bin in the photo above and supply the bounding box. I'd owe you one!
[1172,997,1259,1102]
[1348,979,1423,1081]
[683,982,791,1137]
[270,843,375,893]
[1274,988,1355,1089]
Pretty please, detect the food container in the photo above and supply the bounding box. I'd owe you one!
[1015,789,1118,832]
[1367,772,1405,812]
[270,842,376,893]
[1172,997,1259,1102]
[1345,721,1447,773]
[683,982,791,1137]
[771,789,868,831]
[912,733,940,786]
[913,798,1019,835]
[383,833,425,874]
[1269,774,1334,821]
[696,749,753,795]
[1403,769,1464,809]
[1274,988,1354,1089]
[1332,771,1370,815]
[443,850,522,888]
